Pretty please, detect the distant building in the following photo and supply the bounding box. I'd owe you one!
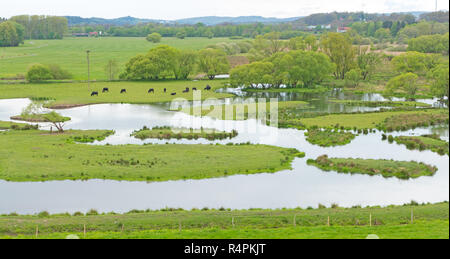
[337,27,351,33]
[72,33,89,37]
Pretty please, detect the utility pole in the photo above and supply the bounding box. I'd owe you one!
[86,50,91,91]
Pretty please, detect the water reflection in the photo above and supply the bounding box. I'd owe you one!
[0,93,448,214]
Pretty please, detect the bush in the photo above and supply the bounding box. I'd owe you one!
[146,33,162,43]
[26,64,53,82]
[47,64,72,80]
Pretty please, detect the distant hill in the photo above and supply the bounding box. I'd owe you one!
[65,16,166,26]
[174,16,300,25]
[66,15,300,26]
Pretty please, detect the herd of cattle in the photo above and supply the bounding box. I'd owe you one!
[90,85,212,96]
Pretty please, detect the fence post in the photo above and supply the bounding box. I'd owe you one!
[179,221,182,232]
[293,215,296,227]
[327,216,330,227]
[232,217,235,228]
[411,208,414,224]
[121,224,124,233]
[35,225,39,239]
[370,213,372,227]
[83,224,86,238]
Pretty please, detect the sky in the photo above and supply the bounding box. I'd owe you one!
[2,0,449,20]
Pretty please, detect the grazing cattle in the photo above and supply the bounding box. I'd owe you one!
[183,88,189,93]
[102,88,109,93]
[91,91,98,96]
[164,88,167,93]
[148,88,155,93]
[204,85,211,90]
[192,88,197,91]
[171,92,177,96]
[120,89,127,94]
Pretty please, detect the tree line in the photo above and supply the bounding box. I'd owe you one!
[9,15,68,40]
[120,45,230,80]
[0,21,25,47]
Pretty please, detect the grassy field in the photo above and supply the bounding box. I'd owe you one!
[296,109,448,131]
[390,135,449,156]
[304,129,356,147]
[0,120,35,130]
[0,80,232,108]
[0,202,447,239]
[0,37,239,80]
[131,126,238,140]
[0,128,303,182]
[307,155,437,180]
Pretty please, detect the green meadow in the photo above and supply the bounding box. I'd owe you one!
[0,202,447,239]
[0,128,303,182]
[0,37,240,80]
[0,80,232,108]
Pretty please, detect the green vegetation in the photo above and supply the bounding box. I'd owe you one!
[320,33,356,80]
[11,112,70,123]
[328,100,431,107]
[295,109,448,131]
[0,37,241,80]
[0,202,447,239]
[387,134,449,156]
[408,33,449,54]
[197,48,230,80]
[131,126,238,140]
[0,129,303,182]
[9,15,68,40]
[243,86,329,93]
[307,155,437,180]
[0,80,231,108]
[146,33,162,43]
[175,101,309,121]
[304,129,356,147]
[0,21,25,47]
[26,64,72,82]
[121,45,201,80]
[0,121,37,130]
[230,50,333,88]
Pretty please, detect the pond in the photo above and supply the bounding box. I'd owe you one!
[0,91,448,214]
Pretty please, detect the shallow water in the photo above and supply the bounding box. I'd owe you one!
[0,93,448,214]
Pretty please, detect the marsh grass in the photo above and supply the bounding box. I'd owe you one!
[131,126,238,141]
[304,129,356,147]
[307,155,438,180]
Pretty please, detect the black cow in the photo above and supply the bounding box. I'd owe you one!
[91,91,98,96]
[148,88,155,93]
[102,88,109,93]
[120,89,127,94]
[164,88,167,93]
[183,88,189,93]
[171,92,177,96]
[192,88,197,91]
[204,85,211,90]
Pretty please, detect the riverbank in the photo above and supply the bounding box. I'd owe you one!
[307,155,438,180]
[0,80,232,109]
[131,126,238,140]
[0,202,447,239]
[0,128,304,182]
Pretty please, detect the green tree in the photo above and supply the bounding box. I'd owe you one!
[47,64,72,80]
[428,64,449,104]
[104,60,120,81]
[357,47,381,80]
[321,32,357,79]
[173,50,198,80]
[374,28,391,43]
[42,111,71,133]
[146,32,162,43]
[0,21,22,47]
[392,51,440,75]
[26,64,53,82]
[345,69,361,87]
[198,48,230,80]
[386,72,420,96]
[176,31,186,39]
